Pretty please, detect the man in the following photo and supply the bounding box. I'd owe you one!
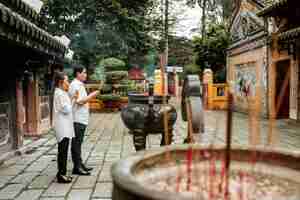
[69,66,99,175]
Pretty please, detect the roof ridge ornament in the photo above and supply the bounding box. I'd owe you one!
[21,0,43,13]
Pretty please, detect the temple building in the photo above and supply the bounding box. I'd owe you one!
[227,0,268,116]
[227,0,300,120]
[258,0,300,120]
[0,0,66,159]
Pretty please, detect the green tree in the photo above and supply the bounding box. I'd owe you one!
[192,23,230,82]
[41,0,97,68]
[100,57,127,71]
[186,0,235,36]
[96,0,162,61]
[168,36,194,67]
[90,58,106,81]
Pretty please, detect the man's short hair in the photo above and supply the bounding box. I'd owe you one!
[73,66,85,78]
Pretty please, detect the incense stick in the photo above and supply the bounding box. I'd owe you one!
[224,91,233,200]
[159,54,172,163]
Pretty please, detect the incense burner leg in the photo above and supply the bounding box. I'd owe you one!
[160,130,173,146]
[133,132,147,151]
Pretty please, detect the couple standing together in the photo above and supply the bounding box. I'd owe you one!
[53,67,99,183]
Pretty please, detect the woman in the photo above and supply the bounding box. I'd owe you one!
[53,72,75,183]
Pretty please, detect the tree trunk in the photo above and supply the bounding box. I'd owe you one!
[165,0,169,65]
[200,0,207,38]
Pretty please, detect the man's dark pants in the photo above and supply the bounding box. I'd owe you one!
[71,122,87,170]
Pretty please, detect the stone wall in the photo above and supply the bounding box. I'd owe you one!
[227,46,268,116]
[0,102,12,152]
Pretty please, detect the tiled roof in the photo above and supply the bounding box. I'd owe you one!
[257,0,288,17]
[0,0,40,26]
[0,2,66,56]
[278,26,300,41]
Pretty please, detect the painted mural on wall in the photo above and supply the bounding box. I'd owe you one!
[235,63,256,98]
[230,10,264,42]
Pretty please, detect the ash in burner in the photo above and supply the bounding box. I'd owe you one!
[136,161,300,200]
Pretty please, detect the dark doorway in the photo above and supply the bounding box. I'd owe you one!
[275,60,290,118]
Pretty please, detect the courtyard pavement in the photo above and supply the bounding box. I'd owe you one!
[0,103,300,199]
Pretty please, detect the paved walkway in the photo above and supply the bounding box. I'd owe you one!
[0,108,300,200]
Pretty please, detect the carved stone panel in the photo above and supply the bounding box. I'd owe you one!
[40,96,50,133]
[40,96,50,120]
[0,102,11,148]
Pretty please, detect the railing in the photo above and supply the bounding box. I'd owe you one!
[207,83,228,110]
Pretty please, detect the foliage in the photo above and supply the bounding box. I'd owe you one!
[97,0,162,60]
[42,0,165,67]
[41,0,97,68]
[214,67,226,83]
[105,71,128,82]
[97,94,121,101]
[101,84,112,93]
[183,63,201,76]
[143,49,159,77]
[185,0,235,36]
[90,57,106,81]
[100,58,127,71]
[192,23,230,73]
[168,36,194,66]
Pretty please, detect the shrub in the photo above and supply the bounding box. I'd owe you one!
[97,94,121,101]
[101,57,126,71]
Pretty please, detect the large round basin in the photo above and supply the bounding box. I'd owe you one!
[112,145,300,200]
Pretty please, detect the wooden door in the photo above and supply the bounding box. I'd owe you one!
[275,60,290,118]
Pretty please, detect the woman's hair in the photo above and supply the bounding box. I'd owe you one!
[73,66,85,78]
[54,72,65,88]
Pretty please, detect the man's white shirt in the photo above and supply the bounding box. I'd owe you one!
[69,79,89,125]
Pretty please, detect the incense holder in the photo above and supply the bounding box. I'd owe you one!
[121,93,177,150]
[112,145,300,200]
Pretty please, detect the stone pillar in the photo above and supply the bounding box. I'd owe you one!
[174,72,179,98]
[268,61,276,120]
[25,73,40,136]
[15,79,24,148]
[203,69,213,109]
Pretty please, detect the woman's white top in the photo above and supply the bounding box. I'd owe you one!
[53,88,75,142]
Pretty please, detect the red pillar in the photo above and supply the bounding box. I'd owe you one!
[15,79,24,148]
[25,74,40,136]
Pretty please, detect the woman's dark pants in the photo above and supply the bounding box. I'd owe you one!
[57,137,70,175]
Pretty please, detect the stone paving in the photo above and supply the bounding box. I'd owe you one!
[0,106,300,200]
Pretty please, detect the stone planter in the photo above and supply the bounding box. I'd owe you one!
[112,145,300,200]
